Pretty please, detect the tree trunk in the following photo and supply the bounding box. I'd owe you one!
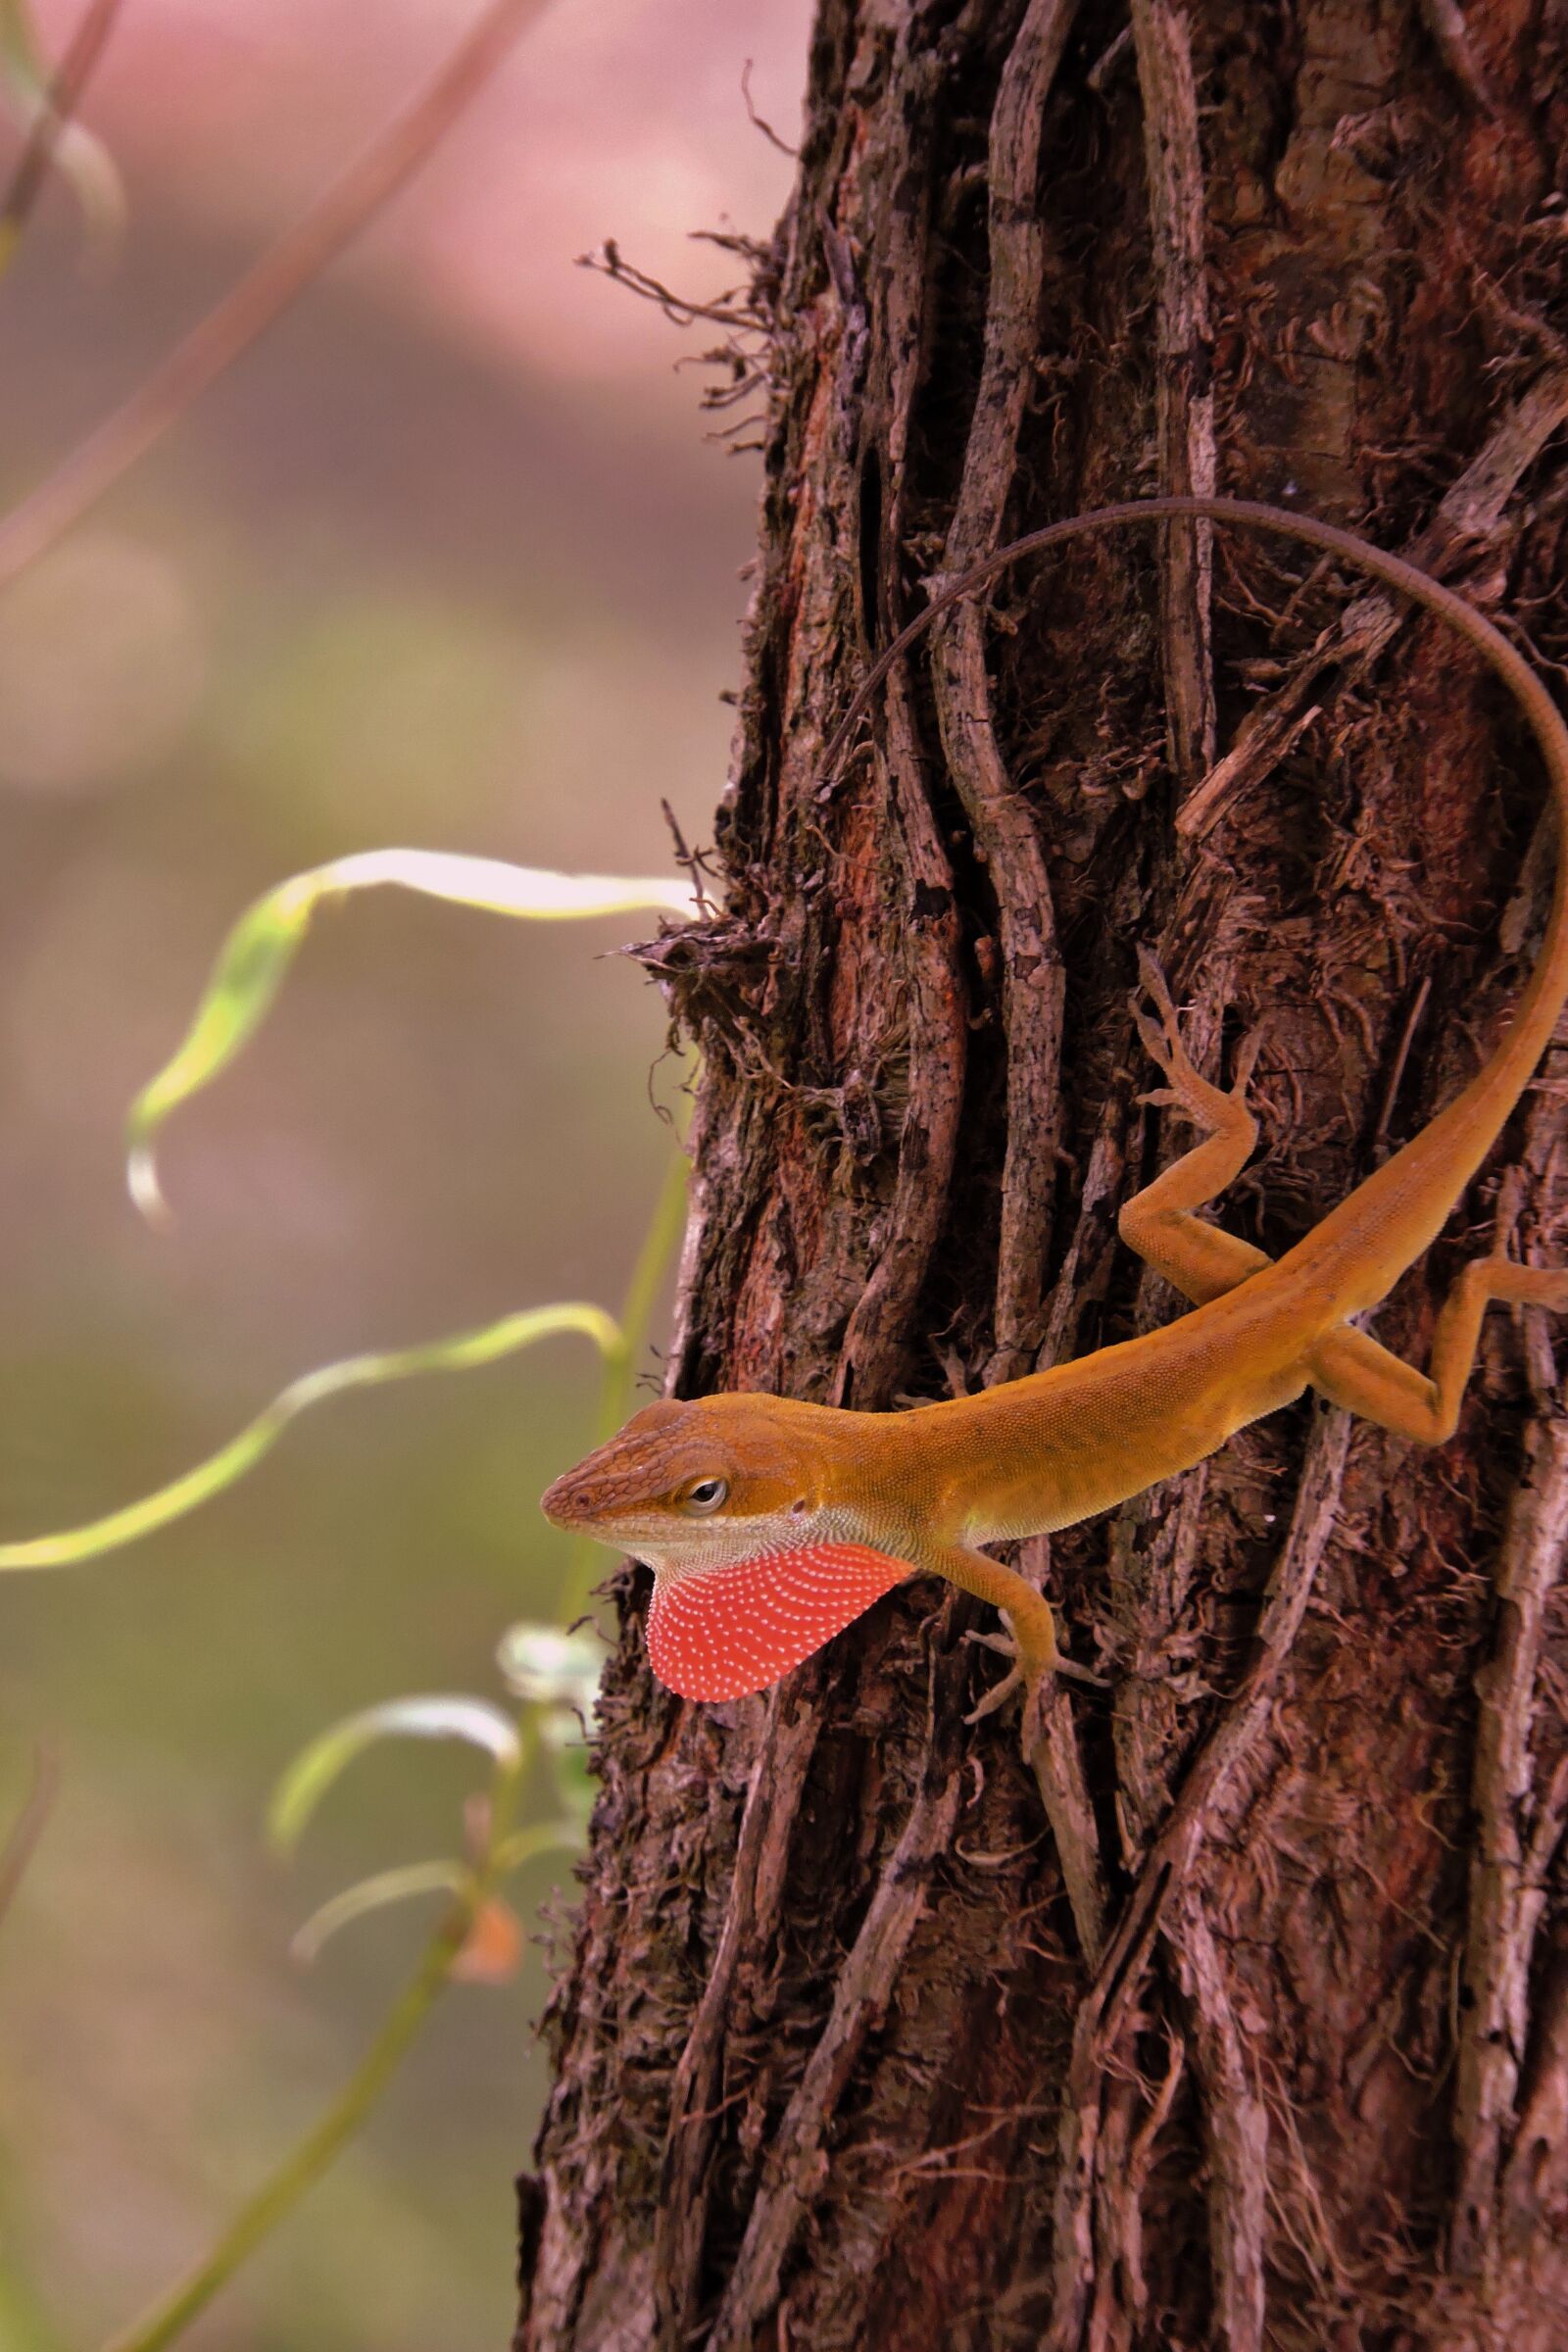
[515,6,1568,2346]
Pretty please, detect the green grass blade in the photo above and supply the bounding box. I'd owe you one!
[268,1695,520,1857]
[126,850,698,1219]
[288,1860,467,1963]
[0,1300,620,1572]
[492,1819,586,1875]
[318,848,698,920]
[126,878,318,1220]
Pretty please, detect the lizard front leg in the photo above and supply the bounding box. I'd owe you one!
[927,1543,1092,1756]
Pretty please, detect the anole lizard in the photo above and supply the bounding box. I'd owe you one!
[542,497,1568,1739]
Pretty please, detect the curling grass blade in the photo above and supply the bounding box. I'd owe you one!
[126,850,700,1218]
[288,1861,467,1964]
[268,1695,521,1857]
[0,1300,620,1572]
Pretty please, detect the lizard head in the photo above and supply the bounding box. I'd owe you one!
[540,1391,852,1570]
[540,1393,912,1700]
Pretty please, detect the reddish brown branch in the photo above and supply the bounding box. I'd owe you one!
[705,1756,961,2352]
[1176,1895,1268,2352]
[655,1698,823,2342]
[1048,1407,1352,2346]
[576,238,762,332]
[0,1741,61,1933]
[1024,1544,1109,1964]
[0,0,124,247]
[740,59,798,160]
[1450,1407,1568,2261]
[0,0,554,595]
[832,55,967,1411]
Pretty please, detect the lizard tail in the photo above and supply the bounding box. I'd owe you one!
[822,494,1568,1318]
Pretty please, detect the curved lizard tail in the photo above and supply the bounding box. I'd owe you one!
[821,493,1568,1323]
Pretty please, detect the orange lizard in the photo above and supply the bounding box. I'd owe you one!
[542,497,1568,1736]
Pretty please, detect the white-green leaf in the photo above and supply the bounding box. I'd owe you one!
[0,1300,619,1572]
[127,850,700,1219]
[268,1696,521,1858]
[496,1622,605,1710]
[538,1706,597,1824]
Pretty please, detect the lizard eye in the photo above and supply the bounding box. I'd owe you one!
[682,1477,729,1515]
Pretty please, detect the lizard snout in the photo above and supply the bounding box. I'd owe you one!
[540,1463,600,1530]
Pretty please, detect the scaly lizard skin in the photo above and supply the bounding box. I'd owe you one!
[542,498,1568,1740]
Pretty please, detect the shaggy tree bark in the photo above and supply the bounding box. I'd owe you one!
[516,6,1568,2346]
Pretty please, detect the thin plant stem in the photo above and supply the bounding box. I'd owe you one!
[493,1817,586,1874]
[559,1149,689,1624]
[0,1740,59,1933]
[0,0,125,268]
[0,0,554,595]
[103,1932,460,2352]
[602,1149,691,1437]
[99,1739,526,2352]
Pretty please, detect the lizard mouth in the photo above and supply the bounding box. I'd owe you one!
[538,1470,585,1528]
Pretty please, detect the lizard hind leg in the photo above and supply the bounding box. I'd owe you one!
[1118,948,1272,1305]
[1305,1250,1568,1444]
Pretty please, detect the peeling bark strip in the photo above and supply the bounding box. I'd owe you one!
[655,1701,824,2341]
[518,8,1568,2348]
[1177,1895,1268,2352]
[1450,1411,1568,2272]
[706,1748,962,2352]
[930,0,1079,1381]
[1028,1630,1108,1965]
[1129,0,1216,783]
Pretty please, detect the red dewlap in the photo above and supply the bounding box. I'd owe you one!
[646,1542,910,1701]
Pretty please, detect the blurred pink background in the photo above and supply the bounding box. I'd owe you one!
[0,3,808,2344]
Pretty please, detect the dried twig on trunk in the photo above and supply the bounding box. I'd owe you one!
[1178,366,1568,841]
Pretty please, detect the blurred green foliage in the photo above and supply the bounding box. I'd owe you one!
[0,1,808,2337]
[0,218,745,2352]
[3,859,692,2344]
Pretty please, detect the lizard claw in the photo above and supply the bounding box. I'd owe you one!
[962,1628,1105,1730]
[962,1633,1023,1724]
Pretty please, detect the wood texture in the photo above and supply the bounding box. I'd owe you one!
[517,6,1568,2345]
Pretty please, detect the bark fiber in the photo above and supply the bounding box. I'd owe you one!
[516,5,1568,2345]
